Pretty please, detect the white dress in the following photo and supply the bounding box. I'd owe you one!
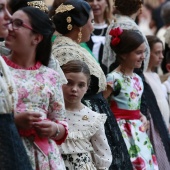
[60,106,112,170]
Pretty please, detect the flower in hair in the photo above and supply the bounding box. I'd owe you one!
[109,27,123,46]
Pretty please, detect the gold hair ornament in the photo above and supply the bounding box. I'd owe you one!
[27,1,49,13]
[66,16,73,30]
[67,16,72,23]
[67,24,73,30]
[55,3,75,14]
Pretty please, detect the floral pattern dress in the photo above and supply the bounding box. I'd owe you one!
[3,56,68,170]
[106,71,159,170]
[60,106,112,170]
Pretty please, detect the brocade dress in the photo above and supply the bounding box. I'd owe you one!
[106,71,159,170]
[3,56,68,170]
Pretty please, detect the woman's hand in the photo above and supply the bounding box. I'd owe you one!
[140,113,149,131]
[34,120,66,140]
[14,112,42,129]
[33,120,56,138]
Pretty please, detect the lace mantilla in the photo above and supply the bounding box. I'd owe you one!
[52,35,106,92]
[0,57,17,113]
[165,27,170,48]
[103,14,150,72]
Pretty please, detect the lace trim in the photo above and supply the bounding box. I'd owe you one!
[103,14,150,72]
[67,114,107,140]
[52,35,106,92]
[165,27,170,48]
[0,57,17,113]
[3,56,42,70]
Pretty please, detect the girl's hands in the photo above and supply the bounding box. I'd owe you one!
[33,120,57,138]
[140,113,149,131]
[14,112,42,129]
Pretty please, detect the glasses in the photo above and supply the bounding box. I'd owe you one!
[9,19,33,31]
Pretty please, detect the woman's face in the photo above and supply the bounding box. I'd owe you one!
[81,11,94,42]
[5,10,36,52]
[0,0,11,38]
[149,42,164,69]
[86,0,108,20]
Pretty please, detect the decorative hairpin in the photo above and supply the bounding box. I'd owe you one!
[109,27,123,46]
[55,3,75,14]
[27,1,49,13]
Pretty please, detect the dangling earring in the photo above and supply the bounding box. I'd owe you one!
[77,28,82,43]
[139,1,143,14]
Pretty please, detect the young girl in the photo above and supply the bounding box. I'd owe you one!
[61,60,112,170]
[144,35,170,130]
[103,27,158,170]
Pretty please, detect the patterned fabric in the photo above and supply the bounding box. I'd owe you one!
[106,71,159,170]
[63,153,96,170]
[3,56,68,170]
[82,92,134,170]
[103,14,150,73]
[0,114,33,170]
[60,106,112,170]
[0,57,17,113]
[52,34,106,93]
[148,112,170,170]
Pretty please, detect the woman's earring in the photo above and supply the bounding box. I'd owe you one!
[77,28,82,43]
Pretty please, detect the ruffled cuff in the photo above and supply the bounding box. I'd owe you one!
[53,120,68,145]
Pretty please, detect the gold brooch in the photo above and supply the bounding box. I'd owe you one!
[55,3,75,14]
[27,1,49,13]
[82,115,88,120]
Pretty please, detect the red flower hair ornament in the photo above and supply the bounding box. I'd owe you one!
[109,27,123,46]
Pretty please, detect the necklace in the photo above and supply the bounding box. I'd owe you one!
[91,22,107,36]
[91,28,105,36]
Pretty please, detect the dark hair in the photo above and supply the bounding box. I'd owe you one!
[9,0,49,14]
[20,7,54,66]
[146,35,162,50]
[161,1,170,26]
[61,60,91,85]
[49,0,66,18]
[115,0,143,16]
[52,0,91,35]
[110,29,144,57]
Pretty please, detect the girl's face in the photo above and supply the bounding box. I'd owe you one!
[0,0,11,38]
[81,11,94,42]
[149,42,164,69]
[123,42,146,69]
[86,0,108,20]
[62,72,88,107]
[5,10,37,52]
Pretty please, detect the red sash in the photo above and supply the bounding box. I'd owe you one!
[110,101,140,120]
